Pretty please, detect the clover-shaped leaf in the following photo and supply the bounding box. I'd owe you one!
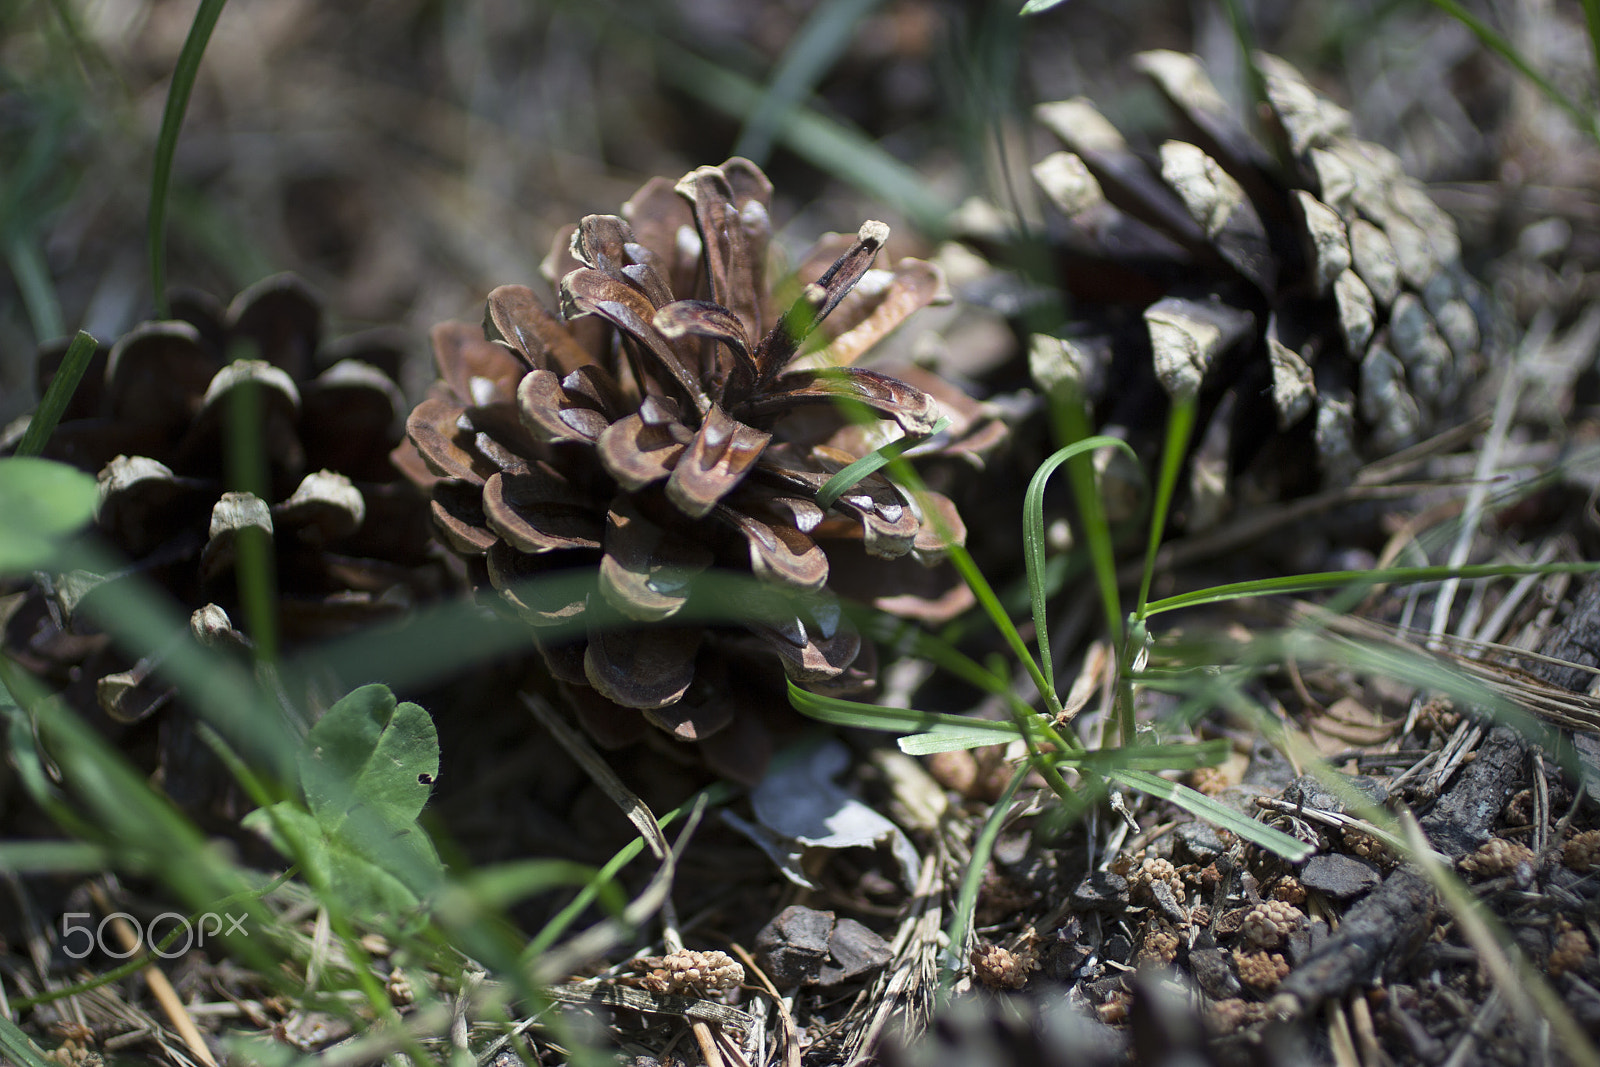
[244,684,443,920]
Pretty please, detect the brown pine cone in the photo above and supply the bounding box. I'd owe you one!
[3,274,449,726]
[400,158,999,782]
[982,51,1498,527]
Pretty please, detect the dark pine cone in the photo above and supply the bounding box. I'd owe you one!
[400,158,997,782]
[985,51,1497,528]
[2,274,448,726]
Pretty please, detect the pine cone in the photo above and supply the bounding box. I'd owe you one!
[400,158,992,781]
[3,274,447,724]
[995,51,1496,525]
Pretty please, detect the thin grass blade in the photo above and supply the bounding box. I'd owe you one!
[1110,768,1312,860]
[1423,0,1600,143]
[816,416,950,509]
[148,0,228,317]
[4,234,65,344]
[1135,396,1195,619]
[0,1017,55,1067]
[789,678,1024,738]
[1023,436,1137,702]
[1143,561,1600,616]
[15,330,96,458]
[944,763,1028,980]
[733,0,886,164]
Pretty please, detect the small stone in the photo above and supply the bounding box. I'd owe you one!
[819,918,892,984]
[1072,870,1131,911]
[1190,946,1242,1000]
[754,905,833,987]
[1299,853,1381,900]
[1174,822,1226,866]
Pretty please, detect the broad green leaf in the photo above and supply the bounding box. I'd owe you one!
[243,802,430,918]
[1110,769,1312,861]
[246,683,445,918]
[0,458,96,574]
[302,683,437,829]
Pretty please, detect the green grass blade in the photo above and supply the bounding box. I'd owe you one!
[1423,0,1600,143]
[898,728,1022,755]
[1038,365,1126,648]
[788,678,1025,739]
[15,330,96,458]
[944,763,1028,980]
[0,840,109,871]
[1135,396,1195,620]
[816,416,951,510]
[1110,769,1312,861]
[1058,739,1230,773]
[148,0,228,318]
[733,0,886,165]
[224,367,279,663]
[4,234,65,343]
[1143,560,1600,616]
[1019,0,1069,13]
[654,44,954,236]
[1585,0,1600,91]
[0,1017,55,1067]
[1023,436,1138,705]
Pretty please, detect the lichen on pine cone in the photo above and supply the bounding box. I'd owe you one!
[399,158,996,781]
[1001,51,1497,525]
[1,274,447,724]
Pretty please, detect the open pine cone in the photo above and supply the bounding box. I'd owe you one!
[993,51,1497,527]
[2,274,448,725]
[400,158,993,780]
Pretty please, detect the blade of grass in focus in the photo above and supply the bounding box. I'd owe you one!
[148,0,228,317]
[14,330,96,458]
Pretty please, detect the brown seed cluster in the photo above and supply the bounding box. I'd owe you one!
[1232,948,1291,991]
[1458,838,1537,879]
[1270,876,1307,906]
[1137,925,1181,965]
[628,949,745,996]
[1563,830,1600,872]
[1205,997,1272,1035]
[1241,900,1304,948]
[1127,854,1187,903]
[1550,920,1592,979]
[1343,828,1393,864]
[970,941,1037,990]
